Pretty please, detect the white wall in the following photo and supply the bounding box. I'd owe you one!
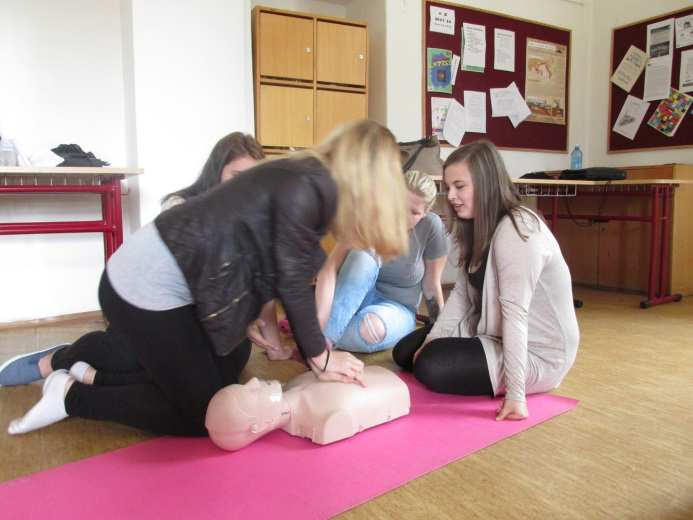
[0,0,255,323]
[588,0,693,168]
[130,0,255,223]
[251,0,347,18]
[0,0,127,322]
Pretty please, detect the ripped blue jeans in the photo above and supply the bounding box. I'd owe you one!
[324,250,416,353]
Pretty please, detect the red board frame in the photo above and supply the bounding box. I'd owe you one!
[608,6,693,153]
[422,0,571,152]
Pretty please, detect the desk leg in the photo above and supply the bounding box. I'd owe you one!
[641,186,682,308]
[551,196,559,232]
[101,182,116,261]
[112,177,123,248]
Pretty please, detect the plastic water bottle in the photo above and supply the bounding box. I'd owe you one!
[570,145,583,170]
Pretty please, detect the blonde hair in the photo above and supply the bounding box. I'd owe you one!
[299,120,409,260]
[404,170,437,212]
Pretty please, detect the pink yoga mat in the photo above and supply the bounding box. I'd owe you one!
[0,374,577,519]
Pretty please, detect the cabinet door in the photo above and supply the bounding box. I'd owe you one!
[316,90,367,143]
[259,13,314,81]
[316,21,367,86]
[259,85,314,148]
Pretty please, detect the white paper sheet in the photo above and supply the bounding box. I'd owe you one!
[613,95,650,140]
[490,86,515,117]
[644,59,673,101]
[610,45,647,93]
[506,82,532,127]
[451,54,461,85]
[430,6,455,35]
[431,97,452,138]
[462,22,486,72]
[675,14,693,48]
[490,82,530,127]
[493,28,515,72]
[680,49,693,94]
[443,99,467,146]
[647,18,674,60]
[463,91,486,133]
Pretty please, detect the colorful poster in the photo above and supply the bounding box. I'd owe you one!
[647,88,693,137]
[524,38,567,125]
[427,48,453,94]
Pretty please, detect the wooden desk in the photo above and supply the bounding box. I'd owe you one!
[515,177,691,308]
[0,167,142,261]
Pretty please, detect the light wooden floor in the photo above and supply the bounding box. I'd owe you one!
[1,288,691,519]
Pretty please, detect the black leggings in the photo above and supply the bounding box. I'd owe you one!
[392,324,493,396]
[61,272,251,436]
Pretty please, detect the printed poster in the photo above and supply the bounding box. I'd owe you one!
[524,38,567,125]
[647,88,693,137]
[427,48,453,94]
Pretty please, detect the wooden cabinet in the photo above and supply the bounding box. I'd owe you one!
[316,90,367,143]
[317,21,367,86]
[539,164,693,295]
[259,85,314,148]
[258,12,314,82]
[252,6,368,151]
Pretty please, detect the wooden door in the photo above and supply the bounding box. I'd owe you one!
[259,85,314,148]
[259,13,314,81]
[315,90,367,143]
[316,21,367,86]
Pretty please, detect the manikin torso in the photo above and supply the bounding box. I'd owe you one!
[206,366,410,451]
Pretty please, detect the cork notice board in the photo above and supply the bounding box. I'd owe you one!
[423,0,571,152]
[608,6,693,153]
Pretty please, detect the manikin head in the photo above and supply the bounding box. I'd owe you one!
[206,377,287,451]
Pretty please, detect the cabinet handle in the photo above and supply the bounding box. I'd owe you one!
[306,47,312,53]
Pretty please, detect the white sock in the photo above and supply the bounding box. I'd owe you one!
[69,361,93,384]
[8,369,71,435]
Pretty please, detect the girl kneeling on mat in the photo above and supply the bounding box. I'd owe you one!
[5,120,410,437]
[393,140,579,421]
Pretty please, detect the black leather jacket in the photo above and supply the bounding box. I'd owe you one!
[155,156,336,358]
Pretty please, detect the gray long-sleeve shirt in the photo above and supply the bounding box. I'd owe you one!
[426,209,579,402]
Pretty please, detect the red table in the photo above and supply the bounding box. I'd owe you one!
[515,179,685,308]
[0,167,142,261]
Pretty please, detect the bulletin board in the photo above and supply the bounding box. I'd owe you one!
[608,6,693,153]
[422,0,571,152]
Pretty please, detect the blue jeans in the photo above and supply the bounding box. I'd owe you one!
[324,250,416,353]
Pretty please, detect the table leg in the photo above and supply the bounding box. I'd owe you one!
[101,183,115,261]
[112,177,123,248]
[641,186,682,308]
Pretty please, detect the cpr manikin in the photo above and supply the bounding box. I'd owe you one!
[205,366,410,451]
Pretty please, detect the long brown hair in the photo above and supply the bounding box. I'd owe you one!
[443,140,534,269]
[162,132,264,204]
